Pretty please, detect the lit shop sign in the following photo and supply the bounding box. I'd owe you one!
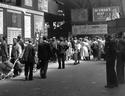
[72,24,107,35]
[93,6,120,22]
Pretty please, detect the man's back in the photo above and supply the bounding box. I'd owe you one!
[38,42,51,60]
[24,44,35,63]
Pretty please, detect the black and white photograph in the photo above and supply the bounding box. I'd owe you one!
[0,0,125,96]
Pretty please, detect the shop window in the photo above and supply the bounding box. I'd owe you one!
[25,0,32,7]
[38,0,48,12]
[0,0,22,6]
[16,0,21,6]
[7,11,22,28]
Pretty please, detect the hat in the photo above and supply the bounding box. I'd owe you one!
[59,37,64,41]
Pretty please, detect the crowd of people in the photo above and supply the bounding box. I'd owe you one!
[1,33,125,89]
[0,35,106,80]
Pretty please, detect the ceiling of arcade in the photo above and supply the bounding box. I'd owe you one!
[58,0,122,9]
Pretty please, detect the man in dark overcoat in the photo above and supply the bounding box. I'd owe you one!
[23,39,35,80]
[104,34,118,88]
[116,32,125,84]
[57,37,68,69]
[38,36,52,79]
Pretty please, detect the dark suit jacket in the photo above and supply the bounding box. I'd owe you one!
[116,38,125,61]
[104,38,117,59]
[57,41,69,56]
[23,44,35,63]
[38,41,52,61]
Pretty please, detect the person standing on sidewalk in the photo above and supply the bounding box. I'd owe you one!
[104,34,118,88]
[1,36,9,63]
[23,39,35,80]
[57,37,69,69]
[38,36,52,79]
[116,32,125,84]
[17,35,24,51]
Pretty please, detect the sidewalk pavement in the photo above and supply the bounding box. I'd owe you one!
[15,60,75,80]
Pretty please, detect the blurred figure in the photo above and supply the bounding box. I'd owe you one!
[38,36,52,79]
[74,40,81,64]
[80,38,89,61]
[1,36,9,63]
[23,39,35,80]
[57,37,69,69]
[91,38,99,61]
[104,34,118,88]
[116,32,125,84]
[66,38,73,61]
[51,37,58,62]
[11,38,22,77]
[17,35,24,51]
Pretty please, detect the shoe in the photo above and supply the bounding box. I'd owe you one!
[104,85,115,88]
[58,67,61,69]
[114,84,118,87]
[119,81,125,84]
[25,76,28,80]
[74,62,77,65]
[29,78,33,81]
[41,75,47,79]
[77,62,80,64]
[13,74,18,77]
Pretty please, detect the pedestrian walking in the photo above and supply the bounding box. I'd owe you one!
[104,34,118,88]
[23,39,35,80]
[38,36,52,79]
[11,38,22,77]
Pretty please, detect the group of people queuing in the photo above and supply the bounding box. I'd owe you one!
[104,32,125,88]
[65,36,105,64]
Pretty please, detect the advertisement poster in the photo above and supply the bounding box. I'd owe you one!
[0,9,3,34]
[7,27,22,44]
[72,24,107,35]
[71,9,88,22]
[34,15,44,39]
[38,0,48,12]
[93,6,120,22]
[25,0,32,6]
[24,14,31,38]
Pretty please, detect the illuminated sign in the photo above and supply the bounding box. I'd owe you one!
[72,24,107,35]
[93,6,120,22]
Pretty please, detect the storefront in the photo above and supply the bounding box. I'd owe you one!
[0,3,45,55]
[0,3,44,43]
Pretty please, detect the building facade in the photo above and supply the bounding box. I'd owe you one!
[0,0,63,56]
[0,0,62,44]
